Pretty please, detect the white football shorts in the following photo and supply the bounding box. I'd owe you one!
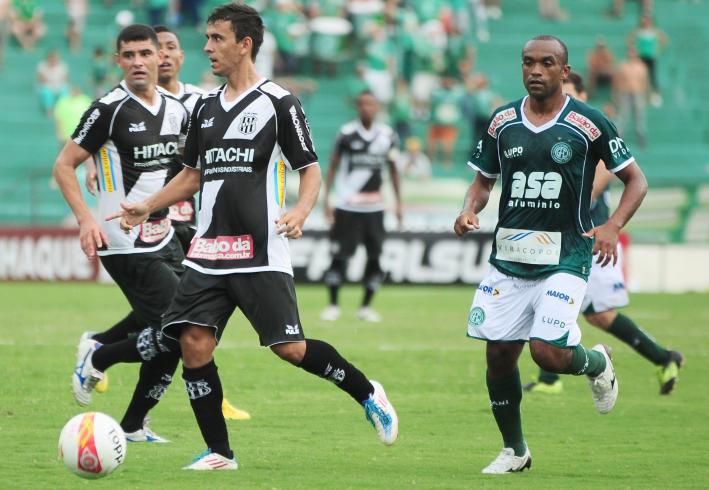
[581,246,630,314]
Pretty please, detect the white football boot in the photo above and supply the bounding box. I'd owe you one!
[183,450,238,470]
[72,337,104,406]
[357,307,382,322]
[363,380,398,445]
[320,305,341,321]
[482,447,532,474]
[125,426,170,443]
[588,344,618,414]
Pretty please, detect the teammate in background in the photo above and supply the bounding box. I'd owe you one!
[83,24,252,422]
[454,36,648,473]
[110,3,398,470]
[54,24,189,443]
[320,90,402,323]
[524,72,683,396]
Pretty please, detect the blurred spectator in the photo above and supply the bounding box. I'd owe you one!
[65,0,87,53]
[36,49,69,116]
[0,0,9,66]
[461,73,497,144]
[427,75,463,168]
[304,0,345,18]
[390,3,418,82]
[180,0,205,28]
[362,24,395,104]
[390,78,412,146]
[345,63,369,104]
[268,0,309,75]
[90,46,111,97]
[608,0,652,19]
[586,37,615,100]
[470,0,490,43]
[613,46,649,147]
[444,24,475,79]
[255,29,276,80]
[53,85,91,145]
[538,0,567,21]
[9,0,46,51]
[484,0,503,20]
[396,136,431,180]
[410,19,446,117]
[145,0,169,26]
[309,16,351,76]
[628,14,667,106]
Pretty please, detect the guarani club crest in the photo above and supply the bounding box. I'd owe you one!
[238,112,258,135]
[551,142,572,164]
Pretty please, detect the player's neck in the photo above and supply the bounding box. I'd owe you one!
[126,82,158,105]
[224,64,261,101]
[160,78,181,96]
[525,91,566,122]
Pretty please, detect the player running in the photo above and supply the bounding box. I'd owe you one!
[320,90,402,323]
[524,71,684,396]
[54,24,188,442]
[454,35,648,474]
[111,3,398,470]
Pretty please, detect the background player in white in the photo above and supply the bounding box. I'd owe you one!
[54,24,188,443]
[454,35,648,474]
[525,71,684,395]
[111,3,398,470]
[320,90,402,322]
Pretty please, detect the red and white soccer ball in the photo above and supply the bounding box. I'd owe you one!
[58,412,127,479]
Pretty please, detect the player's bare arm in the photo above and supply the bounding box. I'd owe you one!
[387,157,403,228]
[322,150,340,225]
[107,166,200,231]
[276,163,321,239]
[454,172,496,236]
[53,140,108,259]
[584,161,647,266]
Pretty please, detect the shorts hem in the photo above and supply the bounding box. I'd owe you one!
[162,319,220,343]
[466,333,526,343]
[529,334,577,348]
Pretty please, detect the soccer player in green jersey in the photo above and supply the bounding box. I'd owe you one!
[524,72,684,396]
[454,36,648,474]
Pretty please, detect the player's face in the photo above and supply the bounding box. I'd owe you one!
[116,39,161,92]
[356,93,379,124]
[562,82,588,102]
[157,31,184,85]
[204,20,251,77]
[522,40,570,100]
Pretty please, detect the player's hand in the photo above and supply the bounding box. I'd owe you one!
[85,159,98,196]
[583,222,620,267]
[324,203,334,226]
[276,208,307,239]
[454,210,480,236]
[105,202,151,233]
[78,217,108,260]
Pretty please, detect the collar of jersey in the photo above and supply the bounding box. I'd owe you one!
[120,80,163,116]
[520,94,570,133]
[355,120,379,141]
[219,78,267,112]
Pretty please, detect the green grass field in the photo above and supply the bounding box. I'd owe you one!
[1,283,708,489]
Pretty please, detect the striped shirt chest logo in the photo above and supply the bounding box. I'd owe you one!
[238,113,258,135]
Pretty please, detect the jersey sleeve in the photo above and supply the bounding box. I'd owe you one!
[71,101,111,154]
[593,113,634,173]
[277,94,318,171]
[467,114,500,178]
[182,100,203,169]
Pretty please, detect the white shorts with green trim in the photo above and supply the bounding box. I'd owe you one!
[467,266,587,347]
[581,247,629,314]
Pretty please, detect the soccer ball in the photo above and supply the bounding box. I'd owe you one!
[58,412,127,479]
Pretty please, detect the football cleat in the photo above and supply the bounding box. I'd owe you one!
[125,426,170,443]
[363,380,398,445]
[72,338,104,406]
[587,344,618,414]
[222,398,251,421]
[357,307,382,323]
[183,449,238,470]
[523,379,563,394]
[320,305,341,321]
[657,350,684,395]
[482,447,532,474]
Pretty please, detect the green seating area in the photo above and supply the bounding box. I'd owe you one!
[0,1,707,242]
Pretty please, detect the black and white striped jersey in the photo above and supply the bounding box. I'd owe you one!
[182,79,318,275]
[167,82,206,228]
[332,120,398,213]
[72,81,189,255]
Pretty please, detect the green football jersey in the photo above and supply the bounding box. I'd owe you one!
[590,184,611,226]
[468,96,634,280]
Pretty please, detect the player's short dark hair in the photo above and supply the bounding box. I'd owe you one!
[207,3,264,61]
[527,34,568,65]
[116,24,159,53]
[357,89,376,100]
[152,25,173,35]
[564,71,585,94]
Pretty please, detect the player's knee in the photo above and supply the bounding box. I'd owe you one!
[529,340,568,372]
[584,310,616,330]
[271,341,305,365]
[179,325,216,366]
[486,342,523,377]
[324,258,347,286]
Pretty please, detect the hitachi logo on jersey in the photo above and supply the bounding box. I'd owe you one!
[129,121,146,132]
[74,108,101,144]
[487,108,517,138]
[564,111,601,141]
[351,153,386,167]
[204,147,255,164]
[289,105,309,151]
[133,142,178,160]
[187,235,254,261]
[503,146,523,158]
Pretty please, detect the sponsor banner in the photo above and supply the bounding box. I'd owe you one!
[292,231,494,284]
[187,235,254,261]
[0,228,99,281]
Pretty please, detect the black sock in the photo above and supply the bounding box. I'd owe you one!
[298,339,373,404]
[362,287,375,307]
[92,327,179,372]
[120,350,180,432]
[92,311,144,344]
[183,360,231,458]
[328,285,339,306]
